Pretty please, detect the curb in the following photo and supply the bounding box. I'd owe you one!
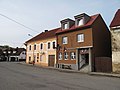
[89,72,120,78]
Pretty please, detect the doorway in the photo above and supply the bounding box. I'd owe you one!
[48,55,55,67]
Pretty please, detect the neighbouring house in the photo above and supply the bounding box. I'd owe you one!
[110,9,120,73]
[56,13,112,72]
[2,48,26,62]
[0,49,5,61]
[25,28,59,67]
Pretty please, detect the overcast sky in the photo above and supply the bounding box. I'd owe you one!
[0,0,120,47]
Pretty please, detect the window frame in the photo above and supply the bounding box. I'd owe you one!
[62,36,68,44]
[64,52,68,60]
[34,44,37,50]
[58,52,62,60]
[48,42,51,49]
[29,45,31,51]
[40,43,43,50]
[77,34,84,43]
[52,41,56,49]
[70,52,76,60]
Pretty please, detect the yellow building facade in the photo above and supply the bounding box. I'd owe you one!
[26,28,59,67]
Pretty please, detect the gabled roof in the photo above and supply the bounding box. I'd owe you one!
[12,48,26,56]
[56,14,100,34]
[26,28,60,43]
[110,9,120,27]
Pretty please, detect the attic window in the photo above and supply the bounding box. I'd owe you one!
[63,23,68,29]
[77,18,84,26]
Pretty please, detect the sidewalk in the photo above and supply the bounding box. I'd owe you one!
[18,62,120,78]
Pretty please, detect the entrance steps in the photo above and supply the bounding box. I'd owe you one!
[80,64,89,73]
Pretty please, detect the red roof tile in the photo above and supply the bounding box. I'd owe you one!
[56,14,100,34]
[110,9,120,27]
[26,28,60,43]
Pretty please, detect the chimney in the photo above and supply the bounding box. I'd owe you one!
[45,30,48,32]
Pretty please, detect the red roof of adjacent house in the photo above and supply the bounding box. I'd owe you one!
[56,14,100,34]
[110,9,120,27]
[26,28,60,43]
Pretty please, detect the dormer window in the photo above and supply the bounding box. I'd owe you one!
[61,18,75,30]
[63,23,68,29]
[74,13,90,27]
[77,18,84,26]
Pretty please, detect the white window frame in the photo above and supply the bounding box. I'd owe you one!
[52,41,56,49]
[63,23,68,29]
[34,44,37,50]
[77,18,84,26]
[70,52,76,60]
[40,43,43,50]
[47,42,51,49]
[40,55,42,61]
[64,52,68,60]
[77,34,84,42]
[59,53,62,60]
[62,36,68,44]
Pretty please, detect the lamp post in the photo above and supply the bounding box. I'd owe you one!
[28,34,35,65]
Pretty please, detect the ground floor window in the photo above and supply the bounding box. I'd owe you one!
[40,55,42,61]
[59,53,62,60]
[64,52,68,60]
[29,56,31,62]
[70,52,76,60]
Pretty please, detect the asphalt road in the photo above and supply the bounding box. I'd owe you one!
[0,62,120,90]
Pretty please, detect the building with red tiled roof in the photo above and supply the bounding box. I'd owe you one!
[25,28,59,67]
[56,13,112,72]
[110,9,120,73]
[110,9,120,28]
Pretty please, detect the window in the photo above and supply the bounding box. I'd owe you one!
[59,53,62,60]
[34,55,36,62]
[77,34,84,42]
[77,18,84,26]
[34,44,36,50]
[53,42,56,49]
[8,51,11,53]
[29,56,31,62]
[64,52,68,60]
[40,43,43,50]
[63,23,68,29]
[40,55,42,61]
[13,51,16,53]
[70,52,76,60]
[62,36,68,44]
[48,42,50,49]
[29,45,31,50]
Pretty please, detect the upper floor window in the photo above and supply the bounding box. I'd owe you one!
[62,36,68,44]
[77,34,84,42]
[59,53,62,60]
[48,42,50,49]
[29,45,31,51]
[63,23,68,29]
[70,52,76,60]
[53,42,56,49]
[34,44,36,50]
[40,43,43,50]
[64,52,68,60]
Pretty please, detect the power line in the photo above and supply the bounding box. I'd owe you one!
[0,13,39,33]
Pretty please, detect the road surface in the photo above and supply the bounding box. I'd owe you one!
[0,62,120,90]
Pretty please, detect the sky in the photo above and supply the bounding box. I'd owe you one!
[0,0,120,48]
